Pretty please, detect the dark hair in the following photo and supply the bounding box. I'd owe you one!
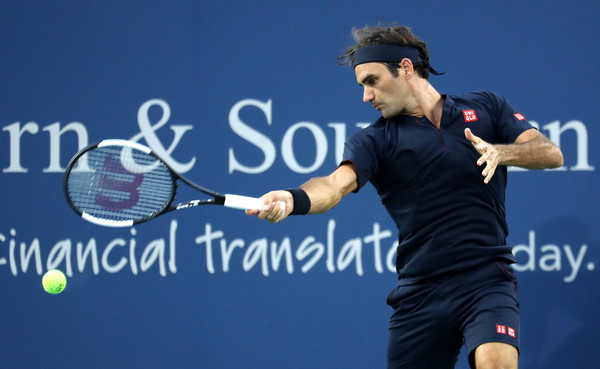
[338,24,432,79]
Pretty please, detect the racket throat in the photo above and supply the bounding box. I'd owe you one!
[176,197,224,210]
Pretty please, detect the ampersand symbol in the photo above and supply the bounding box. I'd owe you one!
[130,99,196,173]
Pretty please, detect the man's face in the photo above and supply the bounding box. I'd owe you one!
[355,62,408,118]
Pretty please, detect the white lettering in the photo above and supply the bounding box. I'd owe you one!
[47,239,72,275]
[2,122,39,173]
[0,100,592,176]
[386,241,398,272]
[220,238,244,272]
[195,223,223,274]
[9,229,17,275]
[77,238,100,275]
[513,231,536,271]
[193,219,397,276]
[327,123,348,165]
[228,99,276,174]
[326,219,335,272]
[21,238,43,275]
[0,223,590,283]
[512,230,590,282]
[102,239,128,273]
[296,237,325,273]
[363,222,393,273]
[539,244,561,271]
[0,223,177,277]
[271,238,294,274]
[43,121,89,172]
[243,238,269,276]
[337,238,363,275]
[281,122,328,173]
[130,99,196,173]
[563,244,588,283]
[543,120,594,171]
[130,228,138,275]
[140,239,167,276]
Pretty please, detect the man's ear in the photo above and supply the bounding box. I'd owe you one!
[399,58,415,77]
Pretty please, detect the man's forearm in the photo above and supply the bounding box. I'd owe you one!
[497,135,564,169]
[298,164,358,214]
[299,176,344,214]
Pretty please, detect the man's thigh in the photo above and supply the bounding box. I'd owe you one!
[386,283,463,369]
[463,262,520,367]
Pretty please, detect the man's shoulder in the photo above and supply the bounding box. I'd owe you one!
[361,115,411,129]
[346,116,394,149]
[367,116,389,127]
[449,90,505,107]
[351,116,387,136]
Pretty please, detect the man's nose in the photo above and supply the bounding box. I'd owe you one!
[363,87,374,103]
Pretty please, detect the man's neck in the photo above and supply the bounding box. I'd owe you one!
[407,80,444,127]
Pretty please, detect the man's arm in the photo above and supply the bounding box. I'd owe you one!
[246,163,358,223]
[465,127,564,184]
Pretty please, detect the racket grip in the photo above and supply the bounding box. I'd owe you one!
[224,194,286,212]
[224,194,265,210]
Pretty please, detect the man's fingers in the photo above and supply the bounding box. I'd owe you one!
[465,128,480,144]
[483,165,497,184]
[264,201,287,223]
[477,153,486,166]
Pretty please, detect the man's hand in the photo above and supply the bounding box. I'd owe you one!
[245,190,291,223]
[465,128,499,184]
[245,164,358,224]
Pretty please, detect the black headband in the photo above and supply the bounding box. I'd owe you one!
[351,45,444,75]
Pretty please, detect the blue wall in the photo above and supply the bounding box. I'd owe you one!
[1,1,598,368]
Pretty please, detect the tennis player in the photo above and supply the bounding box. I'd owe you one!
[247,25,563,369]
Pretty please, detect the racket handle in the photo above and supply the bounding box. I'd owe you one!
[224,194,265,210]
[224,194,286,212]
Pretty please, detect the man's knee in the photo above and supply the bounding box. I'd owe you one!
[472,342,518,369]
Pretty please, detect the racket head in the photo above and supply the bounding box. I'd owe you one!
[63,139,177,227]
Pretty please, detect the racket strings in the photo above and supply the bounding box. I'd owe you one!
[67,145,175,222]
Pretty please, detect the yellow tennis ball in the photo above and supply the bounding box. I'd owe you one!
[42,269,67,294]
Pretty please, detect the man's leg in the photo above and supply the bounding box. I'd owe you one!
[473,342,518,369]
[386,284,463,369]
[463,262,520,369]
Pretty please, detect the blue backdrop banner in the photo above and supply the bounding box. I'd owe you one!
[1,1,598,368]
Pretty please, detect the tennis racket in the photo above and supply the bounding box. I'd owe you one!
[63,139,271,227]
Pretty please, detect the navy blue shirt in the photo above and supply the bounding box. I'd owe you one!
[342,91,534,284]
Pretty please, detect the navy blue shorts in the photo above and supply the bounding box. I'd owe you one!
[386,260,519,369]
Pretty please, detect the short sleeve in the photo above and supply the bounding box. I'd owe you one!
[484,91,536,143]
[341,121,385,191]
